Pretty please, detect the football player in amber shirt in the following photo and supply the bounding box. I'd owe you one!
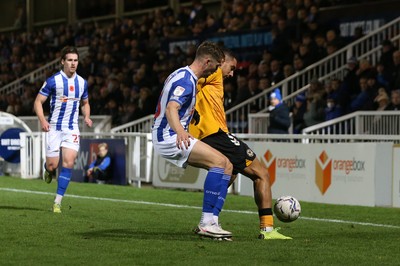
[189,48,292,240]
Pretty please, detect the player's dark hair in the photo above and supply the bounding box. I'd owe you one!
[60,46,79,61]
[195,41,224,63]
[221,46,236,60]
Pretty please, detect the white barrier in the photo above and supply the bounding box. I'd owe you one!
[19,131,399,207]
[152,137,396,207]
[237,142,392,207]
[19,132,151,187]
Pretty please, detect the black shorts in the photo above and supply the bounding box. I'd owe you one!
[201,130,256,175]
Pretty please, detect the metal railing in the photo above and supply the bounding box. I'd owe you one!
[110,114,154,133]
[302,110,400,136]
[226,16,400,133]
[19,132,152,188]
[247,113,293,134]
[0,47,89,96]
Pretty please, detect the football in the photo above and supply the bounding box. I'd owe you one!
[273,196,301,222]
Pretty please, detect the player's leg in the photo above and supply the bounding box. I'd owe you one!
[52,147,77,213]
[52,132,79,213]
[188,141,232,237]
[243,158,292,240]
[43,131,61,183]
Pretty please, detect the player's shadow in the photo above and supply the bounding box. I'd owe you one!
[76,228,195,241]
[0,205,43,212]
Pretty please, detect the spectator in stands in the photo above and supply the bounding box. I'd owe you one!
[233,75,250,106]
[290,93,307,134]
[324,97,343,121]
[267,88,291,134]
[313,33,328,61]
[138,86,157,116]
[375,63,390,90]
[326,29,345,50]
[380,40,395,71]
[293,55,305,73]
[223,80,236,110]
[349,76,375,112]
[283,64,295,79]
[269,59,284,85]
[389,50,400,91]
[84,142,112,184]
[303,91,325,128]
[342,57,360,97]
[385,89,400,110]
[356,59,375,80]
[257,59,270,79]
[374,88,390,111]
[297,43,314,67]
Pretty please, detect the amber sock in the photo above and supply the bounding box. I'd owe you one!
[259,208,273,231]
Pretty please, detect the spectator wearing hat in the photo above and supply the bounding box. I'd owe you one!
[290,93,307,134]
[267,88,291,134]
[342,56,360,97]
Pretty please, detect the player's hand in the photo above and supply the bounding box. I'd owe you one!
[176,130,194,150]
[192,109,200,125]
[85,117,93,127]
[40,120,50,132]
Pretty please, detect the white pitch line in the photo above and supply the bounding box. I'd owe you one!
[1,187,399,229]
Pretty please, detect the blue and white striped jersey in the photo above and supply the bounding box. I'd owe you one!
[39,70,88,131]
[152,66,197,142]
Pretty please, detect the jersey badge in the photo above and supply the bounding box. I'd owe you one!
[173,86,185,96]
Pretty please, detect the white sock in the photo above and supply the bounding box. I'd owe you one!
[200,212,213,224]
[261,227,273,232]
[213,215,219,225]
[54,194,63,204]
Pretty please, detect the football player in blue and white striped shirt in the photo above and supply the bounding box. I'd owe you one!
[34,46,92,213]
[152,41,233,239]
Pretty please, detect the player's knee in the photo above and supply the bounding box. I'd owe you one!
[214,156,232,174]
[223,157,233,174]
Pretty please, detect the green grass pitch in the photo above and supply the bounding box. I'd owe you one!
[1,175,399,265]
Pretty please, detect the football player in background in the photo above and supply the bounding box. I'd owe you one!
[34,46,93,213]
[189,47,292,240]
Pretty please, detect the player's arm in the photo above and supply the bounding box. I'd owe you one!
[165,101,193,150]
[34,94,50,132]
[81,99,93,128]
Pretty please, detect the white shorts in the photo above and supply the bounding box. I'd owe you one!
[46,129,80,157]
[152,132,198,168]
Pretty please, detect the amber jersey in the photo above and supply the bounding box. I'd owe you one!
[189,68,228,139]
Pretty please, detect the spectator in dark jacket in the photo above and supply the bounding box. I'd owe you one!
[267,88,291,134]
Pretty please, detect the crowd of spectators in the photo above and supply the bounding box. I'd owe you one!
[0,0,398,130]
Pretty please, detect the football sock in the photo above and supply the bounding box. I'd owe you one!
[213,215,219,225]
[56,167,72,199]
[54,194,63,204]
[213,174,230,217]
[200,212,214,225]
[259,208,274,232]
[201,167,224,224]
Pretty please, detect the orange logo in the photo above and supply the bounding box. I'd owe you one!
[315,151,332,195]
[69,85,74,92]
[261,150,276,186]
